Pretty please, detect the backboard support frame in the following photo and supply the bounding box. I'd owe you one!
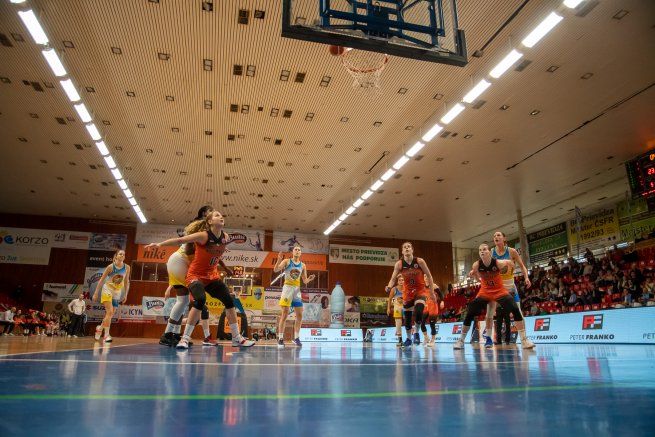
[282,0,468,67]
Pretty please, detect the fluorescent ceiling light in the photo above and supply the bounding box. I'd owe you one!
[123,188,133,199]
[42,48,67,77]
[381,168,396,181]
[339,213,348,221]
[489,50,523,78]
[522,12,563,48]
[95,141,109,156]
[133,205,142,214]
[74,103,92,123]
[440,103,465,124]
[59,79,80,102]
[370,180,384,191]
[361,190,374,200]
[346,206,356,214]
[11,1,28,4]
[421,124,443,142]
[563,0,584,7]
[462,79,491,103]
[117,179,127,190]
[333,219,342,226]
[405,141,425,158]
[128,198,137,206]
[323,226,335,236]
[353,199,364,207]
[103,155,116,169]
[18,10,48,45]
[136,211,147,224]
[85,123,101,140]
[111,168,122,180]
[392,155,410,170]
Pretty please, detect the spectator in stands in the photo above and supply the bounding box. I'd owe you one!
[582,261,594,277]
[1,307,16,335]
[643,276,654,296]
[567,291,578,307]
[584,248,595,265]
[622,287,632,306]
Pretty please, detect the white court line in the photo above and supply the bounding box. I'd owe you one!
[0,342,151,358]
[0,357,650,367]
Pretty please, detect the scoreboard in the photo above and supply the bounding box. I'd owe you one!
[626,150,655,199]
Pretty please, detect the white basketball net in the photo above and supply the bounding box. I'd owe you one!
[340,49,388,94]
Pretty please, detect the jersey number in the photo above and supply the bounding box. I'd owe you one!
[209,256,219,267]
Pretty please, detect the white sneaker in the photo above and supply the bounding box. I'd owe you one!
[232,336,255,347]
[103,336,112,343]
[176,338,189,349]
[94,326,102,341]
[453,338,465,350]
[521,338,536,349]
[277,338,284,349]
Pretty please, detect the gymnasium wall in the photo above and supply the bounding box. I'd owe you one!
[0,213,453,337]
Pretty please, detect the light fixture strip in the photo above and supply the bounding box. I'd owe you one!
[489,49,523,78]
[42,48,67,77]
[521,12,563,48]
[421,123,443,142]
[462,79,491,103]
[60,79,81,102]
[405,141,425,158]
[440,103,465,124]
[17,10,49,45]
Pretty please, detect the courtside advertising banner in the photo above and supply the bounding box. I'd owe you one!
[42,283,83,302]
[117,305,156,323]
[368,308,655,344]
[299,327,363,342]
[272,231,329,254]
[141,296,177,317]
[328,244,399,266]
[0,227,52,265]
[360,296,389,327]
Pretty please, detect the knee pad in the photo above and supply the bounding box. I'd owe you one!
[188,282,206,310]
[414,303,425,324]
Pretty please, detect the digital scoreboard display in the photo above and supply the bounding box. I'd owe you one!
[626,150,655,199]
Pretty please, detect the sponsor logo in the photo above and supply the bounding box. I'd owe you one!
[434,325,439,334]
[452,324,462,334]
[380,329,386,336]
[311,329,322,336]
[341,330,351,337]
[643,333,655,340]
[534,318,551,331]
[227,233,248,244]
[145,299,165,310]
[582,314,603,330]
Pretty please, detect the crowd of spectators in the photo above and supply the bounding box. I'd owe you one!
[0,307,70,337]
[443,243,655,321]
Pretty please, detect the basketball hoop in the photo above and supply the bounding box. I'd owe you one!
[339,48,388,94]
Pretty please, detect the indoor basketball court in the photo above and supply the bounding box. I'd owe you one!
[1,0,655,435]
[1,338,654,435]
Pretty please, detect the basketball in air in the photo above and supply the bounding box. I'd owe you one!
[328,45,345,56]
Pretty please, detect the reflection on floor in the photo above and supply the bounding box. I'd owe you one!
[0,337,653,436]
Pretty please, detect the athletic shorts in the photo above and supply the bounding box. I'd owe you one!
[280,284,303,308]
[100,285,121,307]
[167,250,191,287]
[393,305,403,319]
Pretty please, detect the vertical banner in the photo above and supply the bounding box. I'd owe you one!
[527,222,568,264]
[272,231,329,254]
[567,207,620,251]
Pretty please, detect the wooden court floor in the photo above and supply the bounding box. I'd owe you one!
[0,336,653,436]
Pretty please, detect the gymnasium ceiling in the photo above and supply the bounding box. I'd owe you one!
[0,0,653,249]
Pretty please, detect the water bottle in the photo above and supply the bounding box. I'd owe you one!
[330,282,345,328]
